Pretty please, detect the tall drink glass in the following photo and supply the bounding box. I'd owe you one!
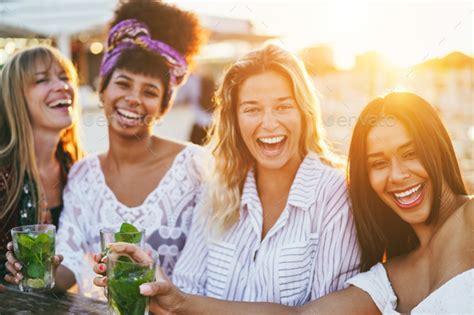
[11,224,56,292]
[106,251,156,315]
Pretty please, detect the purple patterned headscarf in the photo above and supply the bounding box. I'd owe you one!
[100,19,188,106]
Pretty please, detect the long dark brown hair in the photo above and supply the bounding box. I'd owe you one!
[348,92,468,271]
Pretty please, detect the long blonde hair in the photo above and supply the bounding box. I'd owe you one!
[203,44,343,235]
[0,45,83,221]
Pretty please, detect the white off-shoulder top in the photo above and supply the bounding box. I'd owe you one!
[346,263,474,314]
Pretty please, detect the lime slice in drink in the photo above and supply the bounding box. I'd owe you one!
[27,278,45,289]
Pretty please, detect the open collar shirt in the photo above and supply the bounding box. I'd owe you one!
[173,153,361,306]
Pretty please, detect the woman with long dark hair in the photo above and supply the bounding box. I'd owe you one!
[107,92,472,314]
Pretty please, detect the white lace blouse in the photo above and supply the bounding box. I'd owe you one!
[56,145,203,300]
[346,263,474,314]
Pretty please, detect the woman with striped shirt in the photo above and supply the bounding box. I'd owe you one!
[96,44,360,308]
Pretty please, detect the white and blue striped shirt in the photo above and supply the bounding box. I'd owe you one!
[173,153,360,306]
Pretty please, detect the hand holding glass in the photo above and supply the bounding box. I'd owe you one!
[106,248,156,315]
[10,224,56,292]
[100,223,145,262]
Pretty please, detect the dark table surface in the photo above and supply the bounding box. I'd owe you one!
[0,285,108,314]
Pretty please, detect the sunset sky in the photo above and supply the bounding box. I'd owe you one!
[173,0,473,68]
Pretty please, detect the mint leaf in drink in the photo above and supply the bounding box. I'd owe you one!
[17,234,34,249]
[119,223,138,233]
[114,223,142,244]
[13,230,55,290]
[27,262,45,279]
[35,233,49,244]
[108,261,155,315]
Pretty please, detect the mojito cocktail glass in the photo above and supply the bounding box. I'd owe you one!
[106,251,156,315]
[11,224,56,292]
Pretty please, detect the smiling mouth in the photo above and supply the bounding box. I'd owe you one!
[48,99,72,109]
[391,183,425,209]
[257,136,286,156]
[115,108,145,128]
[116,108,144,119]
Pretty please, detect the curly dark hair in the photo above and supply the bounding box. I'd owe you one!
[100,0,207,113]
[111,0,205,63]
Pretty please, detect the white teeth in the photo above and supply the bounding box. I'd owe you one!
[394,184,422,198]
[259,136,285,144]
[117,108,143,119]
[48,99,72,108]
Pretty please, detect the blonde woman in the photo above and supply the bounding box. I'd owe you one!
[96,44,360,310]
[1,45,83,283]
